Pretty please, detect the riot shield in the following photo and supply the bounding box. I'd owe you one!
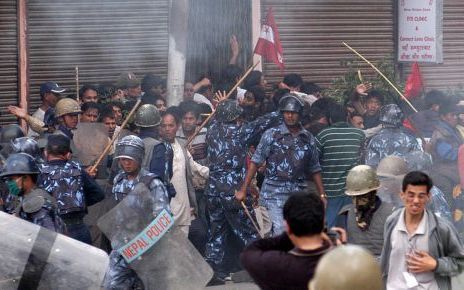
[0,212,109,290]
[73,122,110,166]
[98,183,213,290]
[377,177,403,208]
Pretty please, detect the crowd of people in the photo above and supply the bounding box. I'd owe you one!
[1,47,464,289]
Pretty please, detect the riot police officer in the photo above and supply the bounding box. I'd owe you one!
[104,135,170,289]
[39,134,104,243]
[365,104,421,168]
[237,94,324,236]
[205,98,281,284]
[0,153,63,232]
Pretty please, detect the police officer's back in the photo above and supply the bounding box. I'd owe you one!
[39,134,104,244]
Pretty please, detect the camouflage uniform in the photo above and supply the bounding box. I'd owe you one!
[252,123,321,235]
[104,135,170,290]
[18,187,65,233]
[104,169,170,290]
[39,160,104,243]
[205,108,280,278]
[365,104,421,168]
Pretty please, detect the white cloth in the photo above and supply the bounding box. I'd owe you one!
[291,91,318,105]
[27,108,46,137]
[237,87,247,102]
[193,93,214,110]
[387,209,438,290]
[170,140,191,226]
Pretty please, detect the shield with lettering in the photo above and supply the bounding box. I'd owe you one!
[97,182,213,289]
[0,212,109,290]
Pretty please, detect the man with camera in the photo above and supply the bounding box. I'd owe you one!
[240,192,345,290]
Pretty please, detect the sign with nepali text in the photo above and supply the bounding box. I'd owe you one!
[118,209,174,263]
[398,0,443,63]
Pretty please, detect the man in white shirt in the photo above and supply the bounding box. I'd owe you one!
[28,82,65,137]
[381,171,464,290]
[160,110,209,237]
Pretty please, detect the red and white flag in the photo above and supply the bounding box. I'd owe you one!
[254,7,284,70]
[404,62,423,99]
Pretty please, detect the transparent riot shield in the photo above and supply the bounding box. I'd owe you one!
[97,183,213,290]
[73,122,110,166]
[377,177,403,208]
[0,212,109,290]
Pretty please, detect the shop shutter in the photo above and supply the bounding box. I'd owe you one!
[261,0,395,88]
[27,0,169,111]
[185,0,252,84]
[0,0,18,124]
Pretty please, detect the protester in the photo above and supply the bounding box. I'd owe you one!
[80,102,100,123]
[316,104,365,227]
[79,84,99,103]
[336,165,394,257]
[159,110,209,237]
[430,101,463,197]
[410,89,447,139]
[380,171,464,290]
[28,82,65,137]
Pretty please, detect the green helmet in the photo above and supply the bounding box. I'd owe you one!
[309,245,382,290]
[134,104,161,127]
[377,155,408,178]
[55,98,82,117]
[345,165,380,196]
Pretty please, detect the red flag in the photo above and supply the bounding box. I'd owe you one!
[254,7,284,70]
[404,62,423,99]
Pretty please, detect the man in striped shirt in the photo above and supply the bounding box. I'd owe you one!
[316,104,365,227]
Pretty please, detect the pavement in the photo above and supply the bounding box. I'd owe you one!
[205,282,259,290]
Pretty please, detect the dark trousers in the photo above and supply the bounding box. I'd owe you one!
[205,195,258,278]
[64,219,92,245]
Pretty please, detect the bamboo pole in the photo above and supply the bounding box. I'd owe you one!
[75,66,80,103]
[186,61,260,146]
[342,42,418,113]
[89,99,142,172]
[241,201,263,239]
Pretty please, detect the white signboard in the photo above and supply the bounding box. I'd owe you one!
[398,0,443,63]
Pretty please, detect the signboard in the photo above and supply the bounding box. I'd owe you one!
[118,209,174,263]
[398,0,443,63]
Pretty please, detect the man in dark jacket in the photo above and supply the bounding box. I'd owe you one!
[241,192,344,290]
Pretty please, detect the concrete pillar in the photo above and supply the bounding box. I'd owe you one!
[251,0,262,71]
[166,0,189,106]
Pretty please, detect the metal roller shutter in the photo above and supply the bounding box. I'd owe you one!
[185,0,252,84]
[261,0,394,88]
[0,0,18,124]
[402,0,464,91]
[27,0,169,111]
